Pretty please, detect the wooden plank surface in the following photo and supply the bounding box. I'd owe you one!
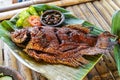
[0,0,120,80]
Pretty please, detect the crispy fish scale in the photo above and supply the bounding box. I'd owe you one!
[26,27,62,55]
[59,41,79,52]
[56,27,97,46]
[68,31,97,46]
[24,49,57,62]
[59,47,89,65]
[24,49,83,67]
[26,40,63,55]
[59,43,89,58]
[43,26,59,49]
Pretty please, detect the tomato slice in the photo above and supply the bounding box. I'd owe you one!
[28,16,41,27]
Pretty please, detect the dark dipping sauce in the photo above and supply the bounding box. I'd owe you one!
[41,10,64,27]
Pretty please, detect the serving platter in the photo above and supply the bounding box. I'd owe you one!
[0,4,104,80]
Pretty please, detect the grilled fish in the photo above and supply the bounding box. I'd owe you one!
[11,24,115,67]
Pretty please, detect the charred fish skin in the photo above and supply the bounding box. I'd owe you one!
[11,29,29,44]
[24,49,89,67]
[10,25,115,67]
[10,28,31,48]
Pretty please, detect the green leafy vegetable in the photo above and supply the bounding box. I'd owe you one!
[111,10,120,75]
[19,10,30,18]
[38,11,43,16]
[27,6,39,16]
[16,10,30,27]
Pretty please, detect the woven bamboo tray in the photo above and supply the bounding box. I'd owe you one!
[0,0,120,80]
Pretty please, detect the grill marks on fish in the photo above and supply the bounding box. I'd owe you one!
[25,49,88,67]
[10,25,115,67]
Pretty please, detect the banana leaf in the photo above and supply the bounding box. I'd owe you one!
[0,4,104,80]
[111,10,120,75]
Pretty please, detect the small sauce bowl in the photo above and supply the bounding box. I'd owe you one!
[40,10,65,27]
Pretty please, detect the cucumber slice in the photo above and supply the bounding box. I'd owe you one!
[16,18,24,27]
[1,20,15,31]
[0,76,13,80]
[16,10,31,27]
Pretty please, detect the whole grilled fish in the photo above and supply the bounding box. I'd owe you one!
[11,24,115,67]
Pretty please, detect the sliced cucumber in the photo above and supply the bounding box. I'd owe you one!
[1,20,15,31]
[0,76,13,80]
[16,10,31,27]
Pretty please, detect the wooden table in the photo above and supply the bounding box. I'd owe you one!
[0,0,120,80]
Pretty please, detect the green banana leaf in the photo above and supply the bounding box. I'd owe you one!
[111,10,120,75]
[0,4,104,80]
